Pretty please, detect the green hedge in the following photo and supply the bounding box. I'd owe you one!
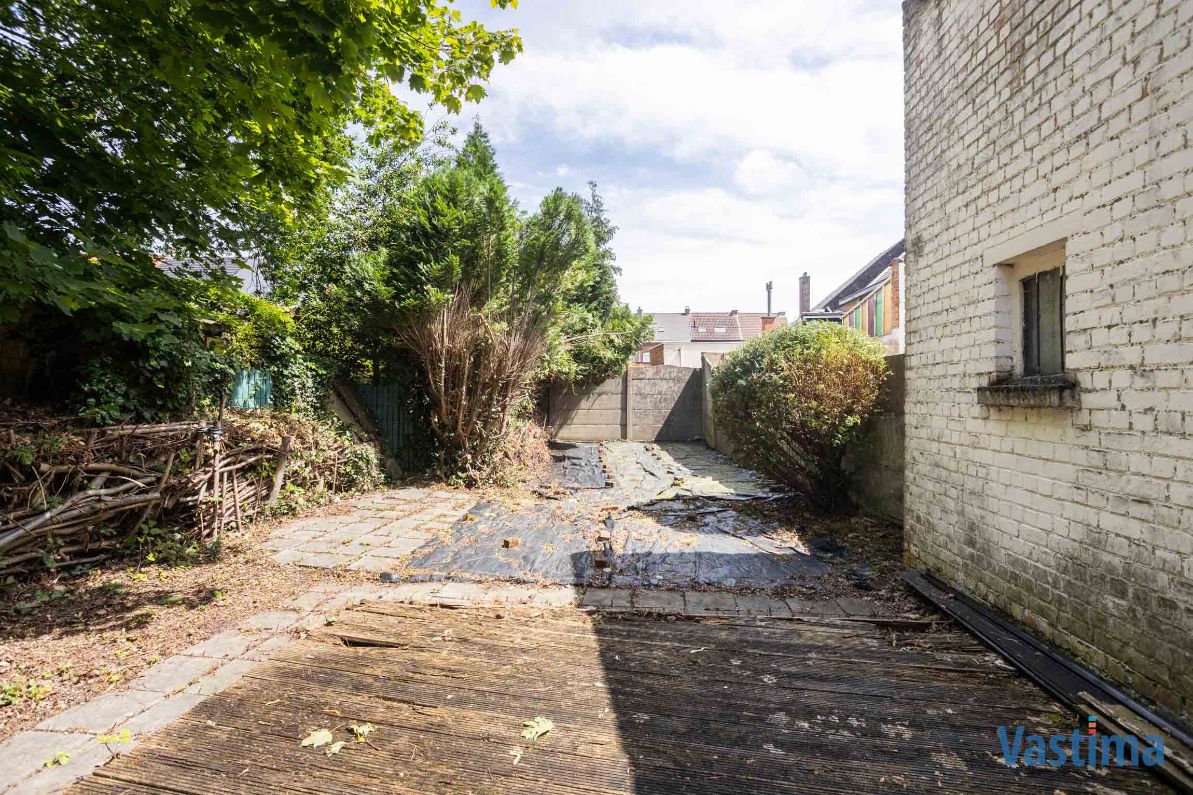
[710,321,889,509]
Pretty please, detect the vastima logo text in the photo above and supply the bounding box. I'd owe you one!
[998,716,1164,768]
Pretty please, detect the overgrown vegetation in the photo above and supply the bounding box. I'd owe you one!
[0,0,519,421]
[1,2,644,488]
[710,322,889,510]
[385,127,650,480]
[270,124,651,482]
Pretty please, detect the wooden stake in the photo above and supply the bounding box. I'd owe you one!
[230,471,244,531]
[266,435,292,505]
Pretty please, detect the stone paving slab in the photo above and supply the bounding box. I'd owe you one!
[35,689,162,734]
[0,731,101,793]
[683,589,739,615]
[236,611,303,632]
[121,694,205,735]
[183,659,259,696]
[180,630,258,660]
[631,589,685,611]
[128,655,222,694]
[263,487,476,572]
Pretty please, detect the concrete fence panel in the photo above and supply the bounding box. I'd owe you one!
[548,365,703,442]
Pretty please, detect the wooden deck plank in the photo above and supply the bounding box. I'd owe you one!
[71,603,1170,794]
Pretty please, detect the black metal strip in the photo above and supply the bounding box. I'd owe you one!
[902,569,1192,748]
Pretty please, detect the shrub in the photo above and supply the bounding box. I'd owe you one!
[395,291,548,483]
[710,321,889,509]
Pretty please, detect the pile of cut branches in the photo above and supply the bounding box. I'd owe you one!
[0,407,382,577]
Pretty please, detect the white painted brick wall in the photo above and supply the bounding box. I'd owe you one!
[904,0,1193,720]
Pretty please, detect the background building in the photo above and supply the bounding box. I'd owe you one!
[802,240,905,353]
[635,308,786,367]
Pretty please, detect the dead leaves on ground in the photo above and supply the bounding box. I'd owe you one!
[300,728,334,749]
[301,723,379,759]
[520,715,553,741]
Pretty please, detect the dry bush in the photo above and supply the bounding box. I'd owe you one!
[498,417,552,485]
[710,322,889,510]
[395,290,548,484]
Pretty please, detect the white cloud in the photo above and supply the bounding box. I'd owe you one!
[605,184,900,316]
[482,44,902,180]
[448,0,904,314]
[734,150,807,195]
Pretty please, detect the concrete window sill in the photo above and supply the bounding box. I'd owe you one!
[976,375,1078,408]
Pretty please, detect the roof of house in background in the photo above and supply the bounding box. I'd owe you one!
[155,254,269,295]
[812,239,904,313]
[836,268,894,308]
[737,312,788,339]
[688,312,743,342]
[646,313,694,342]
[646,311,788,343]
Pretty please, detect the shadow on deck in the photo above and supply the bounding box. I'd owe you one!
[67,555,1170,794]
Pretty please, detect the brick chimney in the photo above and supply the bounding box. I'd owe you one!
[760,316,776,332]
[799,272,811,317]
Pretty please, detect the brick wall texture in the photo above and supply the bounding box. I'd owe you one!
[903,0,1193,719]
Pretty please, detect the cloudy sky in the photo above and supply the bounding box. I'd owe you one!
[439,0,904,316]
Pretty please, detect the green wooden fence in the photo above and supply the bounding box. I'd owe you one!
[354,379,425,470]
[230,369,272,409]
[227,368,425,470]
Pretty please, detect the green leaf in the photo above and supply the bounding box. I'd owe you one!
[44,751,71,767]
[349,722,375,742]
[96,729,133,745]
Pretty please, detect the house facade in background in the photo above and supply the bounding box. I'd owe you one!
[904,0,1192,718]
[636,309,787,367]
[156,254,270,295]
[801,240,905,353]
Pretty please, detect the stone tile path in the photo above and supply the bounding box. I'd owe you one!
[262,488,476,572]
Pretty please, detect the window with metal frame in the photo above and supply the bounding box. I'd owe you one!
[1021,266,1064,375]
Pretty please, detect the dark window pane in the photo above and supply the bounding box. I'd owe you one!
[1022,275,1039,375]
[1037,267,1064,374]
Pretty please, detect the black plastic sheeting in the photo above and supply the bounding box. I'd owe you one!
[401,442,826,588]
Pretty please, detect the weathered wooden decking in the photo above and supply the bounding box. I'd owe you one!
[72,603,1167,794]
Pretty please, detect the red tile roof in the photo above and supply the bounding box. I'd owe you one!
[737,312,788,340]
[645,311,789,342]
[688,313,742,342]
